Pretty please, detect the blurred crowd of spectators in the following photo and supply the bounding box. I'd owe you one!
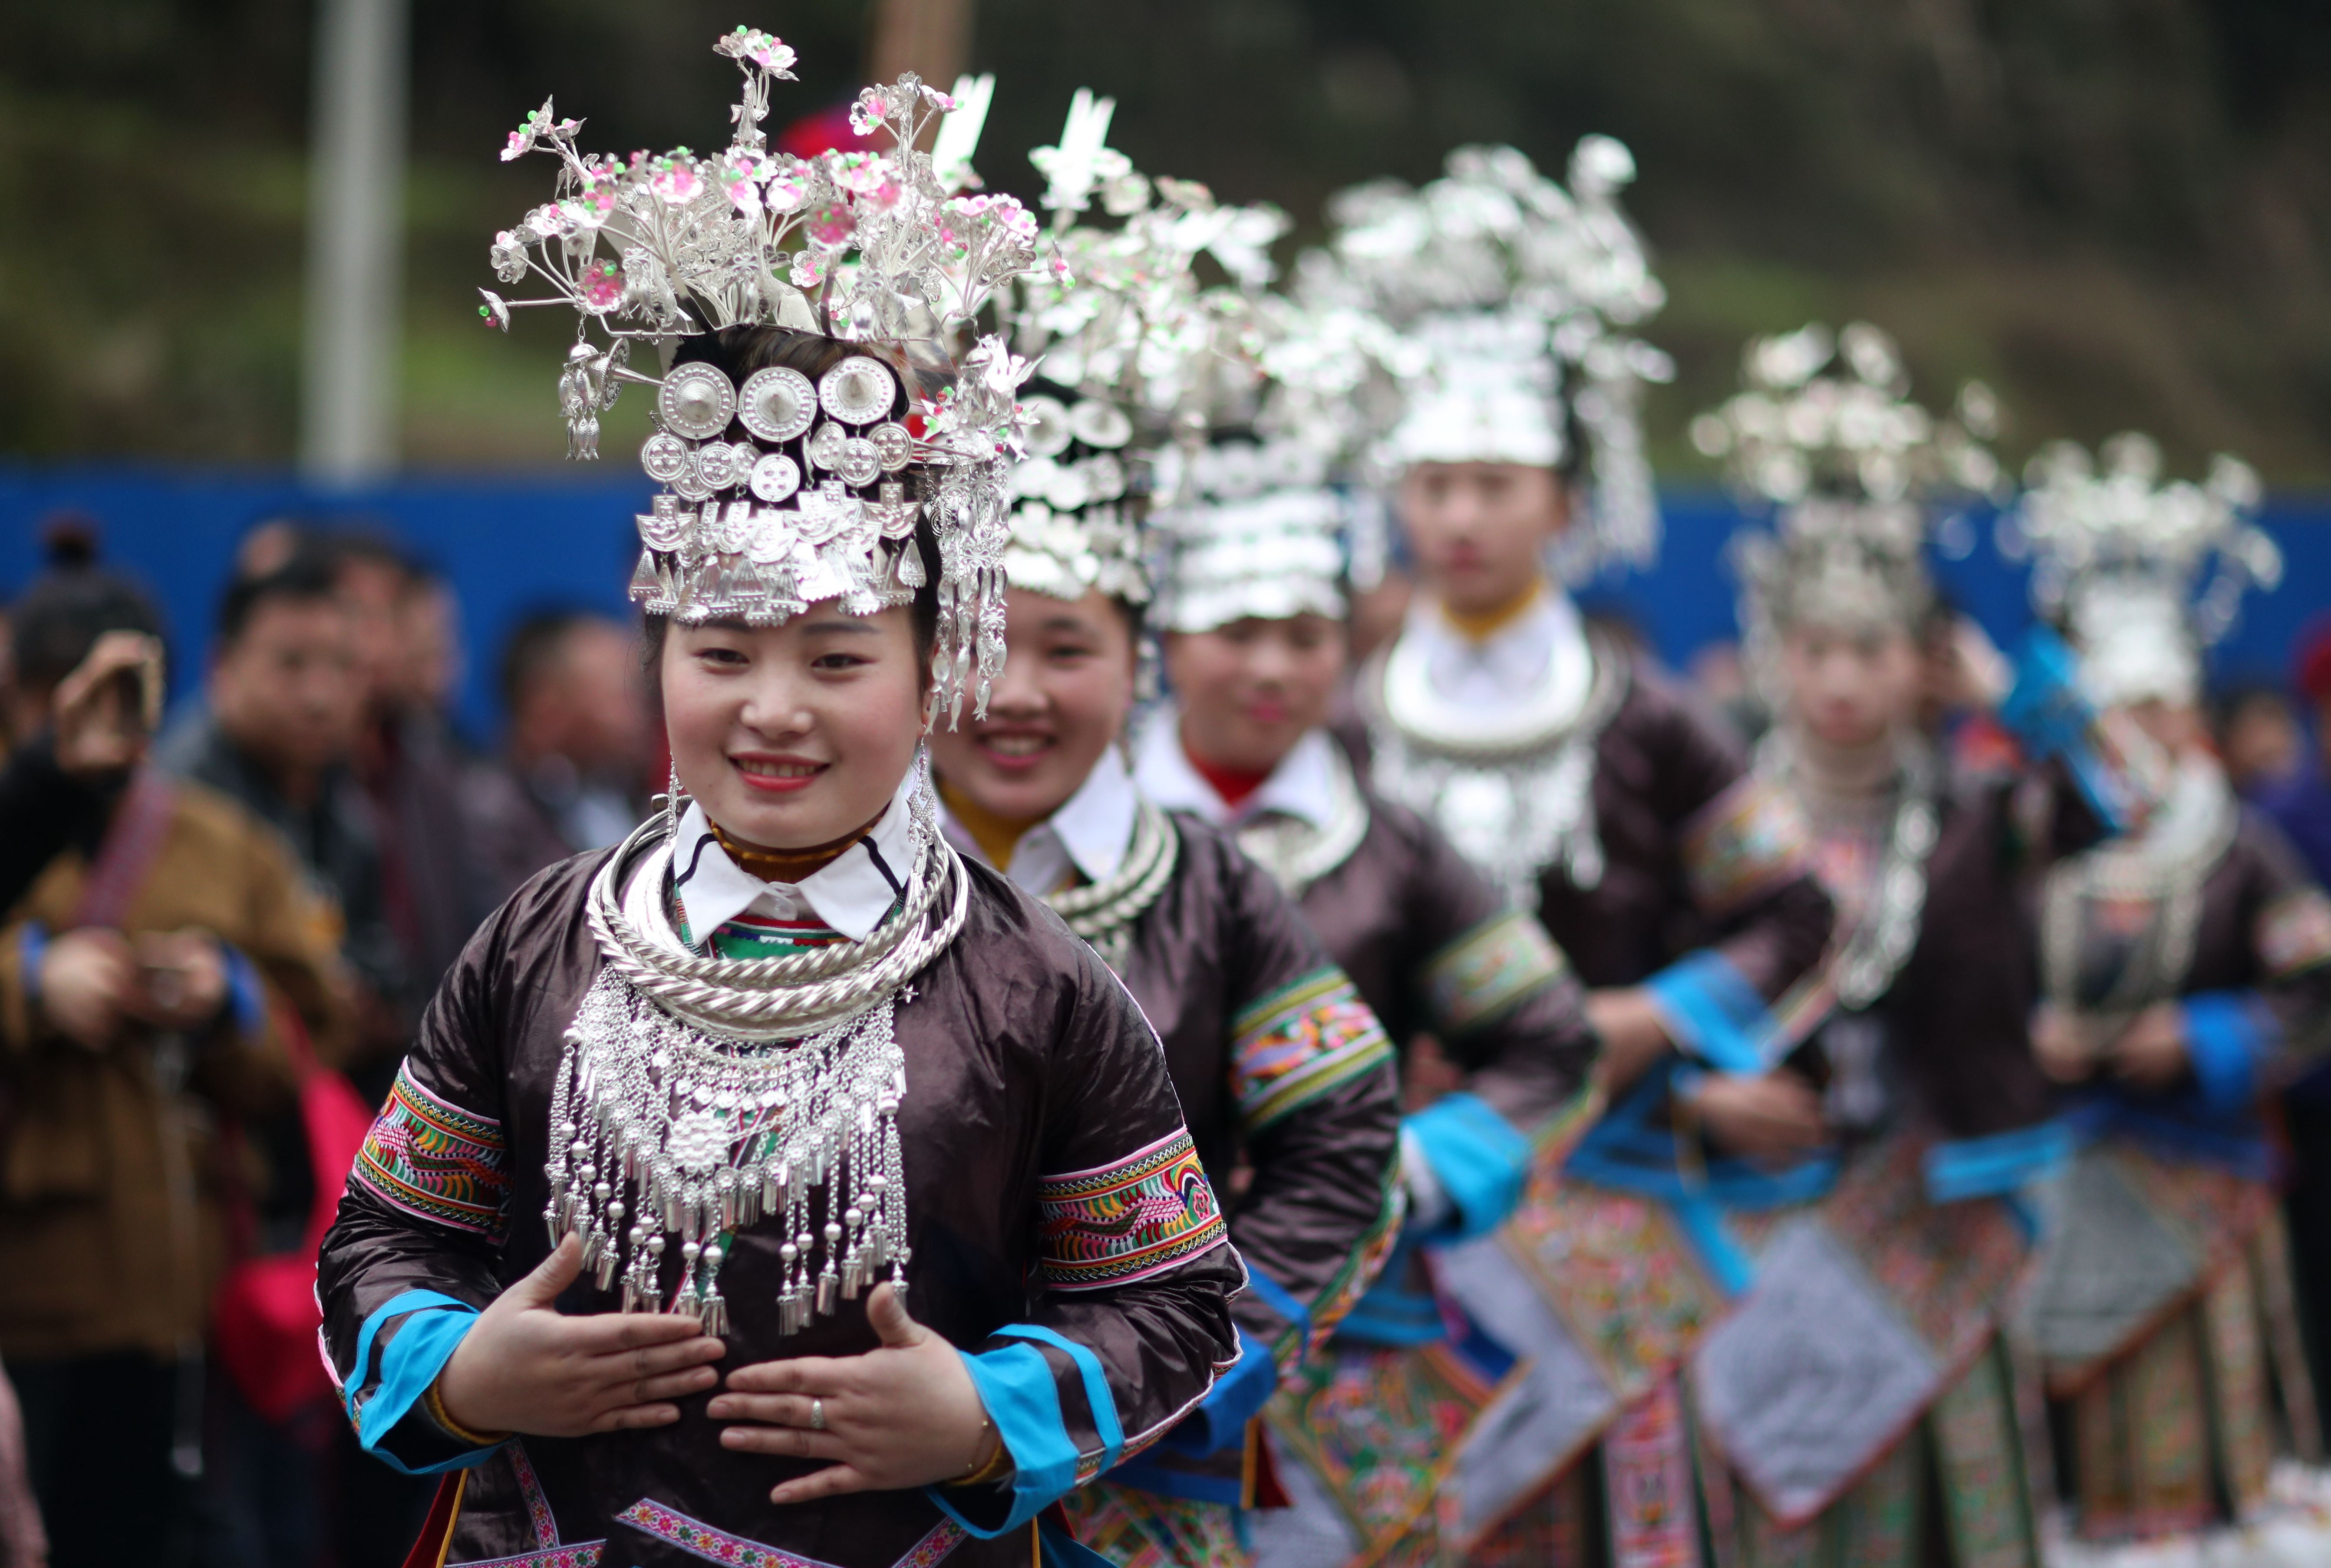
[0,518,655,1568]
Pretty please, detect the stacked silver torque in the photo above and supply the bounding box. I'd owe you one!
[545,771,968,1334]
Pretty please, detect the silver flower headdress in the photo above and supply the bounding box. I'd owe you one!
[481,28,1049,721]
[2002,433,2278,709]
[996,90,1293,607]
[1141,291,1411,633]
[1299,138,1674,578]
[1698,322,2002,666]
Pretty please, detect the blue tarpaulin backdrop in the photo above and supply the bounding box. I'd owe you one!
[2,465,2324,744]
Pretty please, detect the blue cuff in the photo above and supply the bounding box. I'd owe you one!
[933,1326,1123,1537]
[2183,992,2273,1113]
[1923,1119,2076,1203]
[220,945,266,1041]
[1404,1092,1531,1241]
[1158,1324,1275,1458]
[1644,952,1776,1074]
[346,1291,492,1475]
[17,925,47,1008]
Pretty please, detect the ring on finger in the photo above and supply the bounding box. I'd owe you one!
[809,1397,826,1432]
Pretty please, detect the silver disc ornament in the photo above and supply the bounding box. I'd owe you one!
[1021,396,1074,459]
[694,441,745,492]
[659,363,737,441]
[870,422,913,473]
[669,449,713,502]
[836,439,883,488]
[806,421,850,474]
[1069,399,1133,450]
[750,452,803,504]
[641,432,690,484]
[819,357,898,426]
[739,367,817,444]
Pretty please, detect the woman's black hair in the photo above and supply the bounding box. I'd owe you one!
[9,520,168,695]
[640,325,943,672]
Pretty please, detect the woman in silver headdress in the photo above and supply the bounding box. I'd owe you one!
[1299,142,1835,1567]
[922,106,1403,1568]
[2005,435,2331,1553]
[1565,323,2064,1568]
[315,40,1242,1568]
[1127,411,1601,1568]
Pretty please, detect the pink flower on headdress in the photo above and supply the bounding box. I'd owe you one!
[789,251,827,289]
[477,290,511,331]
[502,100,580,163]
[804,203,854,247]
[503,99,554,161]
[847,90,887,139]
[828,152,900,206]
[560,179,618,231]
[578,260,624,314]
[524,204,565,239]
[764,171,808,215]
[648,155,704,206]
[719,152,768,214]
[921,85,959,113]
[715,26,797,77]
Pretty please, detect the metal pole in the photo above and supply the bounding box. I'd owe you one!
[300,0,408,484]
[869,0,973,96]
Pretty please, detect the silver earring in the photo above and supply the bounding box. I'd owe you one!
[661,761,683,841]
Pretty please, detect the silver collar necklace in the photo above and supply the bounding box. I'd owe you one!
[548,764,966,1334]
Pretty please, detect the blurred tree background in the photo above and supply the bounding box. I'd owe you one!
[4,0,2328,480]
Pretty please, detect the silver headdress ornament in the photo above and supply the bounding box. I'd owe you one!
[482,28,1050,721]
[997,89,1294,607]
[1697,322,2003,659]
[1300,138,1675,578]
[2002,433,2278,710]
[1139,282,1416,633]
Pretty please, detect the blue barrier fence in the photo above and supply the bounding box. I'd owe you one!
[3,464,2324,744]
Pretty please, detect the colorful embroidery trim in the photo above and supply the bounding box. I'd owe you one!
[2257,889,2331,979]
[614,1500,961,1568]
[1682,777,1811,917]
[1230,967,1395,1131]
[1038,1127,1229,1291]
[508,1440,560,1549]
[351,1065,511,1240]
[1423,911,1569,1038]
[458,1547,604,1568]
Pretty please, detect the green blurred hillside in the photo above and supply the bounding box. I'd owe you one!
[3,0,2328,479]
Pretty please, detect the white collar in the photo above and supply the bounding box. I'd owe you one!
[938,744,1141,895]
[669,771,919,944]
[1134,706,1341,830]
[1381,586,1594,746]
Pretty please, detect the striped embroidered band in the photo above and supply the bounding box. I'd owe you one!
[1230,968,1396,1131]
[1423,910,1569,1039]
[352,1064,512,1241]
[1038,1128,1228,1291]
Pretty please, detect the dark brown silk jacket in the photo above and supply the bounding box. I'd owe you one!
[317,850,1243,1568]
[1347,643,1835,1008]
[1294,791,1598,1133]
[1106,816,1402,1363]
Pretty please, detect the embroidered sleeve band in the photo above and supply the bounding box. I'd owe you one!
[1229,967,1396,1131]
[1681,777,1812,917]
[1421,910,1569,1039]
[1037,1128,1228,1291]
[351,1064,513,1242]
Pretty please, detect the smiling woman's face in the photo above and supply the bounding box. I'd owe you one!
[924,587,1137,825]
[659,604,929,849]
